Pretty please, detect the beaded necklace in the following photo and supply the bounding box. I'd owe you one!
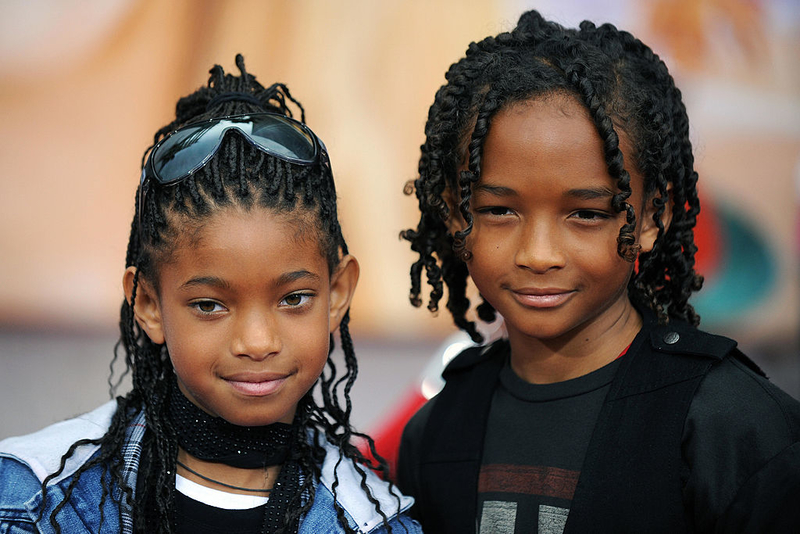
[167,377,292,469]
[165,376,303,533]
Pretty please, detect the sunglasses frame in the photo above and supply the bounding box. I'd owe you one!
[137,113,324,238]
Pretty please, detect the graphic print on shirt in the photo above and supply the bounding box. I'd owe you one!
[477,356,620,533]
[478,464,577,534]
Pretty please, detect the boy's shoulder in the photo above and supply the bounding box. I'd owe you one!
[0,401,116,484]
[442,338,509,377]
[690,350,800,439]
[645,316,741,364]
[441,317,741,370]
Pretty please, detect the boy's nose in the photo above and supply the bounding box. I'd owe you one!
[231,312,281,360]
[515,221,566,273]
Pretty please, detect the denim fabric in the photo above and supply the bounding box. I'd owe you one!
[300,483,420,534]
[0,403,421,534]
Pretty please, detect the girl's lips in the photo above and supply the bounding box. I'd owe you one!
[511,289,574,308]
[225,376,288,396]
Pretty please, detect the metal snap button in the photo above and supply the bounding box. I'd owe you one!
[663,331,680,345]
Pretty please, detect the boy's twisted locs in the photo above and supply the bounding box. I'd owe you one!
[402,11,703,339]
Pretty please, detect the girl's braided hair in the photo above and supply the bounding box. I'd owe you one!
[401,10,704,342]
[39,54,397,533]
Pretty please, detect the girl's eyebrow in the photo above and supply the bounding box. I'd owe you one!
[180,276,231,290]
[566,187,615,200]
[179,271,320,291]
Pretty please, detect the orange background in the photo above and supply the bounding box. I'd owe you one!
[0,0,797,346]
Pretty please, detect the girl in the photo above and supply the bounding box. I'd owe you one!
[398,10,800,534]
[0,55,420,534]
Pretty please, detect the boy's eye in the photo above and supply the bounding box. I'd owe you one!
[477,206,513,216]
[280,293,313,307]
[190,300,225,314]
[572,210,611,221]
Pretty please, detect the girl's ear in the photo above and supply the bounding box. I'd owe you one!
[328,255,359,332]
[122,266,165,345]
[639,184,674,254]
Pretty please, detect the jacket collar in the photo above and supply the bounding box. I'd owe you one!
[2,402,412,533]
[317,436,414,532]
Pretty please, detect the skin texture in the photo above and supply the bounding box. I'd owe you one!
[462,94,665,384]
[123,206,358,491]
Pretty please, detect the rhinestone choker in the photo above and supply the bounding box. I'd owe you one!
[166,376,293,469]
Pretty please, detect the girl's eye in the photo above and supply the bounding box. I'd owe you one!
[190,300,225,315]
[280,293,313,307]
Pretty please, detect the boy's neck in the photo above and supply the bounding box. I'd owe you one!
[507,305,642,385]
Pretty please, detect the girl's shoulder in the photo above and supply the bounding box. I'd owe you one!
[309,438,419,533]
[0,400,117,484]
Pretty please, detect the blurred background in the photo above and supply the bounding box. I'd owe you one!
[1,0,798,440]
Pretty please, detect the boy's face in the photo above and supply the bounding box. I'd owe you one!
[462,94,660,351]
[125,207,358,427]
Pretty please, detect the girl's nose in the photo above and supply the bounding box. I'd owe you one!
[231,312,280,360]
[514,221,566,273]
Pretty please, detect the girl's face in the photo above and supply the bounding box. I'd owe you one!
[126,206,358,427]
[463,94,661,352]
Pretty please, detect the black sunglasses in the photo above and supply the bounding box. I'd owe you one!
[137,112,325,235]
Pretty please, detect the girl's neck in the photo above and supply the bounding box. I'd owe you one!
[176,448,281,496]
[507,302,642,384]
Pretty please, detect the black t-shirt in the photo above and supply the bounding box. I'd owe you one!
[175,489,266,534]
[478,357,620,534]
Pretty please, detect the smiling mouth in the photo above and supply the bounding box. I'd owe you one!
[225,375,289,396]
[510,289,575,308]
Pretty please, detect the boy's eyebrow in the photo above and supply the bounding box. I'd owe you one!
[566,187,615,200]
[474,184,517,197]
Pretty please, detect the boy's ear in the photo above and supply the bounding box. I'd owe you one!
[328,255,359,332]
[639,184,674,254]
[122,267,165,345]
[443,187,467,235]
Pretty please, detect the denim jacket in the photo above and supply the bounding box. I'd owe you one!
[0,401,420,534]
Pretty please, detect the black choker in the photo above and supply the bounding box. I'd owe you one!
[166,377,293,469]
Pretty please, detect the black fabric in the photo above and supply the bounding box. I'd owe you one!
[681,353,800,532]
[477,356,620,532]
[166,376,292,469]
[175,492,266,534]
[398,309,800,533]
[259,460,302,534]
[170,460,304,534]
[400,342,504,534]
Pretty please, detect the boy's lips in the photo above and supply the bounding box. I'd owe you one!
[510,287,575,308]
[224,372,290,396]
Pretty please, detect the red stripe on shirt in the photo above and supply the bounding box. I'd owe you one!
[478,464,580,500]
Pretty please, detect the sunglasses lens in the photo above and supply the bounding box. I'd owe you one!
[149,114,318,185]
[250,116,317,162]
[151,122,225,184]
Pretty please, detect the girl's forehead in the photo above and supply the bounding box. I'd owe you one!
[184,205,318,244]
[166,206,325,264]
[156,207,329,290]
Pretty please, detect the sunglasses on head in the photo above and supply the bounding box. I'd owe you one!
[137,112,325,235]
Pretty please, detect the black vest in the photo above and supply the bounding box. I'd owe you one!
[413,315,750,533]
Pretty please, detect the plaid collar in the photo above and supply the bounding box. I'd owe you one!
[120,410,146,534]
